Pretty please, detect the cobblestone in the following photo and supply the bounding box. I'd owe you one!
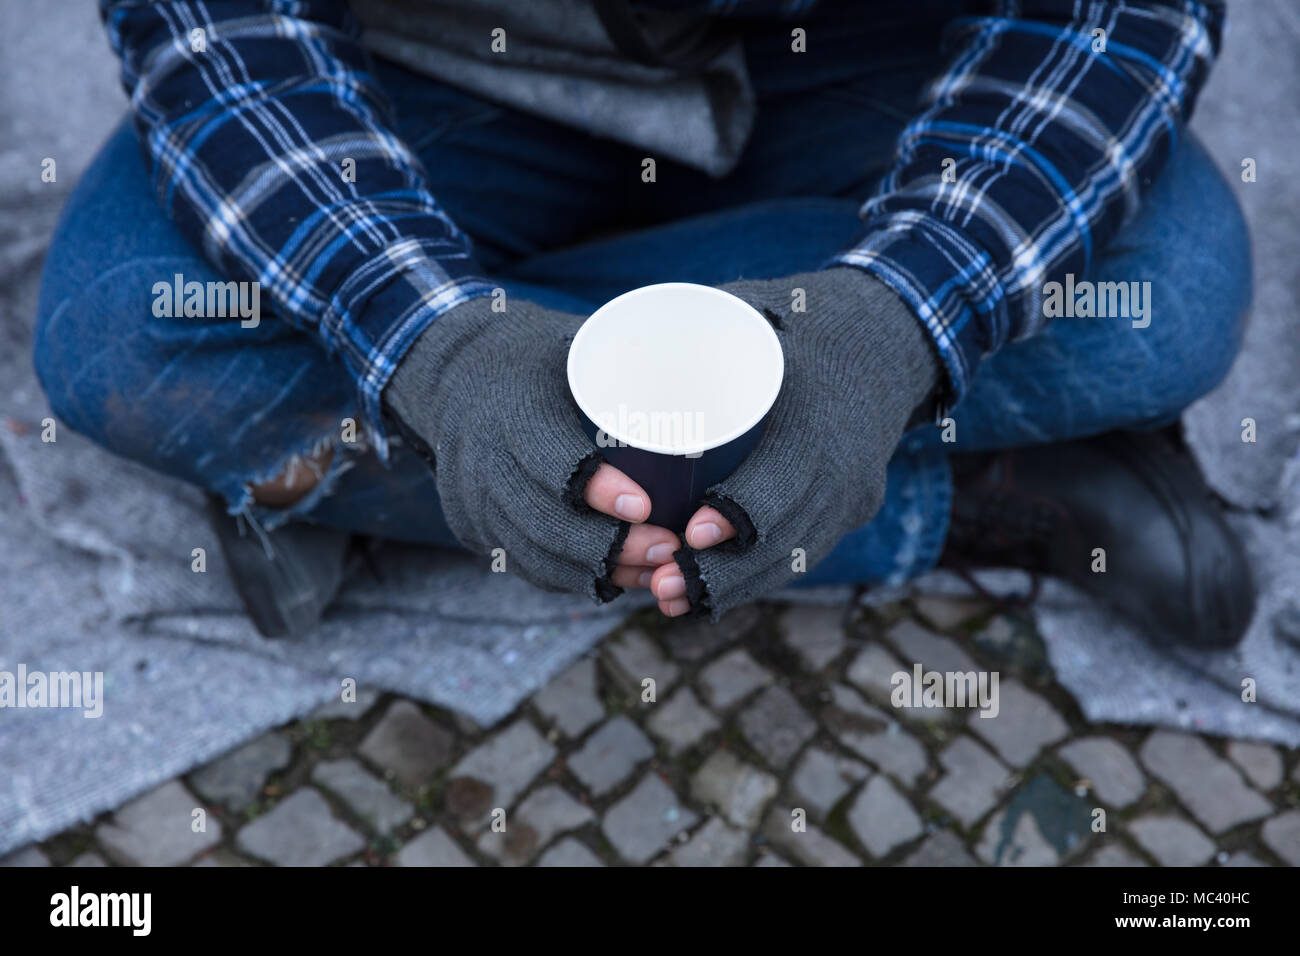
[478,784,594,865]
[845,642,909,709]
[1225,740,1284,791]
[189,732,292,811]
[902,830,977,866]
[0,846,49,866]
[762,806,860,867]
[448,719,556,822]
[1261,810,1300,865]
[645,687,719,755]
[822,684,929,786]
[976,806,1060,866]
[605,629,679,694]
[969,679,1069,767]
[1128,815,1216,866]
[886,618,980,674]
[667,818,750,866]
[1084,844,1148,867]
[566,716,654,797]
[1138,731,1272,834]
[311,758,413,834]
[691,751,779,829]
[697,649,773,710]
[602,774,697,864]
[396,826,476,867]
[97,781,222,866]
[778,605,846,671]
[310,686,380,721]
[358,700,453,787]
[848,775,923,858]
[737,685,817,767]
[928,736,1010,827]
[789,746,870,821]
[235,789,363,866]
[532,657,604,739]
[537,838,605,867]
[1058,737,1146,808]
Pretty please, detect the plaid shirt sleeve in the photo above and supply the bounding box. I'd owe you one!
[100,0,494,459]
[827,0,1225,420]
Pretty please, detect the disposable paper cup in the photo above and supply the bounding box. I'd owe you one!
[567,282,785,532]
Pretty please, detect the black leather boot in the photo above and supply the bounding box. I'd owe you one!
[940,430,1255,649]
[206,495,350,638]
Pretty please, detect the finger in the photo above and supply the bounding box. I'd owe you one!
[582,462,651,522]
[616,523,681,566]
[611,565,656,589]
[650,561,687,603]
[684,505,736,550]
[659,598,691,617]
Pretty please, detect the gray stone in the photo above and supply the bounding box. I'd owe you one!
[1085,844,1149,867]
[778,605,846,671]
[691,751,779,829]
[1261,810,1300,866]
[97,781,222,866]
[567,716,654,797]
[604,629,679,694]
[789,746,870,821]
[697,649,773,710]
[845,642,910,710]
[976,806,1060,866]
[1058,737,1146,808]
[822,684,929,786]
[536,838,605,867]
[1138,731,1271,834]
[661,604,761,661]
[762,807,861,867]
[478,784,595,865]
[928,736,1010,827]
[602,774,698,864]
[0,846,49,866]
[532,657,604,739]
[189,732,292,811]
[358,700,454,787]
[192,849,256,867]
[1226,740,1284,791]
[645,687,720,755]
[753,852,793,867]
[235,789,365,866]
[667,817,750,867]
[968,679,1068,768]
[1222,851,1266,867]
[310,685,380,721]
[448,719,556,821]
[886,618,980,673]
[913,594,988,631]
[737,685,817,767]
[395,826,476,867]
[311,758,414,834]
[68,852,108,867]
[902,830,978,867]
[847,775,923,858]
[1128,815,1216,867]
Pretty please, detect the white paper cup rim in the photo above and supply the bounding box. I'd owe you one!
[567,282,785,456]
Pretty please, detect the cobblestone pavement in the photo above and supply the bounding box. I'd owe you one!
[5,597,1298,867]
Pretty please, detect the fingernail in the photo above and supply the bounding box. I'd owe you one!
[644,543,673,564]
[690,522,722,547]
[656,575,685,600]
[615,494,647,521]
[637,571,653,587]
[664,598,690,616]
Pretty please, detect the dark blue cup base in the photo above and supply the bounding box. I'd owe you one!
[580,417,766,534]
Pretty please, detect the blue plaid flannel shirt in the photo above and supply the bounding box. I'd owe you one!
[101,0,1224,455]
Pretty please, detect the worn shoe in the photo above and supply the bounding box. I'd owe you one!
[206,495,350,638]
[940,430,1255,648]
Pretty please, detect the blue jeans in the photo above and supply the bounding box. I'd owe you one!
[33,39,1251,590]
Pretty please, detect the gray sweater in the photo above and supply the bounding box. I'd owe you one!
[352,0,756,176]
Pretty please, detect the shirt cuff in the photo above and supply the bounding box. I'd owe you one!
[322,240,495,461]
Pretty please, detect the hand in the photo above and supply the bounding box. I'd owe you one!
[384,295,678,600]
[647,268,941,618]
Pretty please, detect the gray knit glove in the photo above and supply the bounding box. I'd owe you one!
[383,296,626,602]
[674,267,941,619]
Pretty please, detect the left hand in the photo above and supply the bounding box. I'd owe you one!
[646,267,942,618]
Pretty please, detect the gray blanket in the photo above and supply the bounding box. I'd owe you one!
[1,0,1296,855]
